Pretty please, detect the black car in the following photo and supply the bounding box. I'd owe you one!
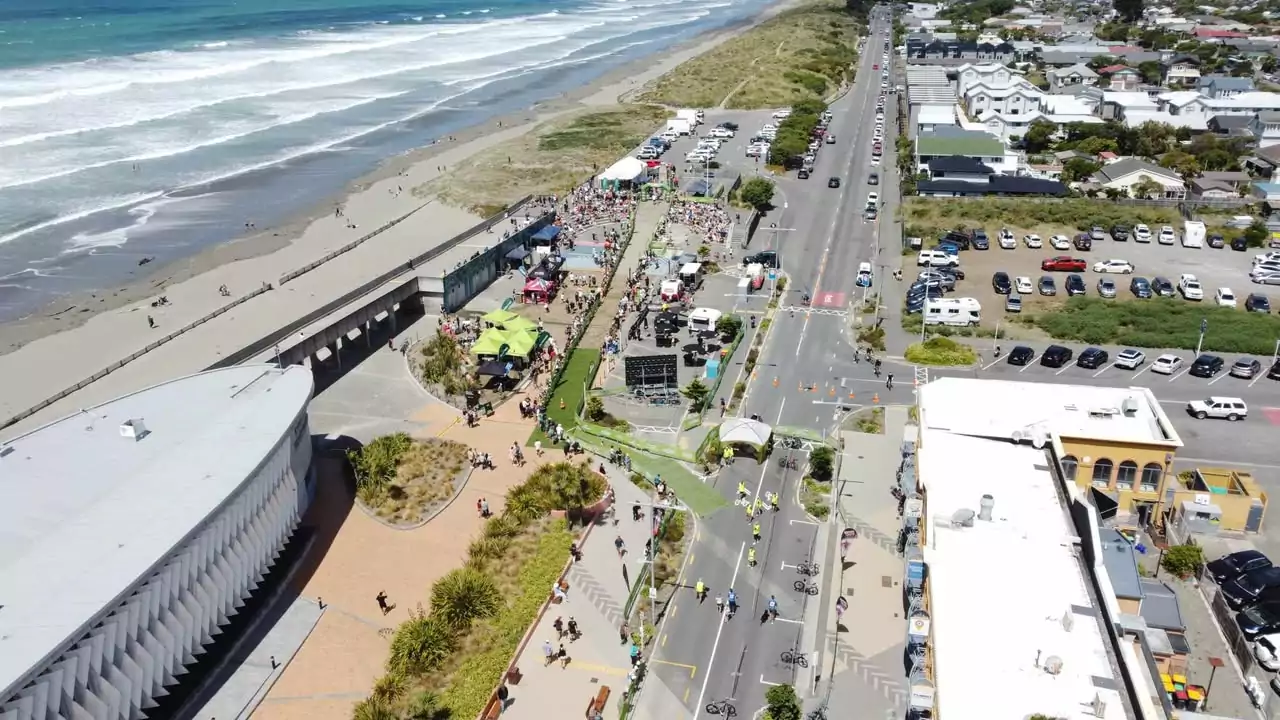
[1190,354,1225,378]
[1065,274,1086,296]
[1076,347,1110,369]
[1271,359,1280,381]
[1232,236,1249,251]
[1038,276,1056,296]
[1111,225,1130,241]
[869,173,879,185]
[718,121,740,131]
[1236,601,1280,639]
[1209,234,1225,249]
[797,169,810,179]
[742,250,779,268]
[1224,567,1280,609]
[1247,293,1272,313]
[971,231,990,250]
[940,230,971,250]
[828,177,840,188]
[1208,550,1272,585]
[1007,345,1035,366]
[1074,234,1092,251]
[1040,345,1074,368]
[1152,276,1175,297]
[1129,277,1152,298]
[992,271,1012,294]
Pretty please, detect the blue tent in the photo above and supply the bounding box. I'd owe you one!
[531,225,562,242]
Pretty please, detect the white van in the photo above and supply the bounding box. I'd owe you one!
[772,109,792,120]
[923,298,981,326]
[688,307,723,335]
[916,250,958,267]
[856,262,873,287]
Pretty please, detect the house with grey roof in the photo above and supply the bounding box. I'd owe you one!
[1198,74,1255,99]
[1100,528,1144,614]
[1192,171,1252,198]
[1251,111,1280,148]
[1046,63,1098,89]
[1093,158,1187,198]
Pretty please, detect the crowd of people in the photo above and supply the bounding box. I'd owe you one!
[665,199,731,248]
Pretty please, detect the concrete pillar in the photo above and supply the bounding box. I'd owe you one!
[389,305,399,334]
[332,339,342,370]
[365,321,372,348]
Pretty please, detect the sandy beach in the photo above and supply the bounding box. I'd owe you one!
[0,0,801,429]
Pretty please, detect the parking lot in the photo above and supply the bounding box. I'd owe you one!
[912,224,1280,337]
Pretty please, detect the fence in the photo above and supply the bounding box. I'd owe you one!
[1,283,272,432]
[693,319,746,428]
[908,195,1253,210]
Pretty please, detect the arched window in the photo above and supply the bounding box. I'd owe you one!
[1141,463,1164,493]
[1060,455,1078,483]
[1116,461,1138,490]
[1092,458,1114,488]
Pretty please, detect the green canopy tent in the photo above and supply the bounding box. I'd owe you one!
[470,327,538,360]
[469,330,508,357]
[500,316,539,335]
[482,308,519,326]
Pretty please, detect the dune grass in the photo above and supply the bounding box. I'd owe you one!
[419,105,669,215]
[635,0,860,110]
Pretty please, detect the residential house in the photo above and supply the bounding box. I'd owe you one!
[908,39,1015,61]
[1245,144,1280,178]
[1099,91,1157,120]
[1092,158,1188,198]
[978,97,1102,143]
[1097,528,1192,677]
[1162,54,1202,88]
[1045,63,1098,88]
[1194,27,1249,42]
[1197,74,1255,99]
[1207,114,1255,136]
[954,62,1019,90]
[916,173,1068,196]
[1251,111,1280,148]
[1190,171,1251,198]
[916,104,958,134]
[962,80,1044,118]
[926,156,995,180]
[1163,90,1280,120]
[1099,66,1143,92]
[915,126,1019,175]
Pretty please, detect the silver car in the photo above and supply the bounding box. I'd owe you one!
[1097,278,1117,298]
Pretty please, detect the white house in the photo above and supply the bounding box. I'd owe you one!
[1251,111,1280,148]
[955,63,1021,92]
[918,103,959,133]
[1045,63,1099,89]
[1163,91,1280,119]
[1092,158,1187,199]
[963,81,1044,117]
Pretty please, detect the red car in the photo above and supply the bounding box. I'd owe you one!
[1041,256,1087,272]
[873,63,880,70]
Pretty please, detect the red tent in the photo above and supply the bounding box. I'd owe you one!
[522,277,556,304]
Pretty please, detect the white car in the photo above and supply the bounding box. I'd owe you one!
[1115,348,1146,370]
[1179,273,1204,301]
[1255,251,1280,265]
[1151,354,1184,375]
[1092,259,1134,274]
[1158,226,1176,244]
[871,155,881,165]
[1187,396,1248,421]
[1255,635,1280,672]
[999,232,1017,249]
[709,127,734,138]
[1023,234,1043,248]
[866,192,879,206]
[1215,287,1238,307]
[1014,276,1034,294]
[1133,224,1152,242]
[1049,234,1070,250]
[772,109,791,120]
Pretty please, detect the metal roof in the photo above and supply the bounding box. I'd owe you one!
[1098,528,1143,599]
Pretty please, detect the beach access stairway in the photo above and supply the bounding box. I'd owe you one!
[579,201,667,351]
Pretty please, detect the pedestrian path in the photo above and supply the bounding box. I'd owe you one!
[499,470,659,720]
[581,202,667,351]
[820,408,911,718]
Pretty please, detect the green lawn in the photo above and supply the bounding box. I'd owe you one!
[529,348,601,447]
[1023,297,1280,355]
[571,430,726,516]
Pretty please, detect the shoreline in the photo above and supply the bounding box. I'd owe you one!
[0,0,800,357]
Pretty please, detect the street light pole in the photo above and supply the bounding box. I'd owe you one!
[1196,317,1207,357]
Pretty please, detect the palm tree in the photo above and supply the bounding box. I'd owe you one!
[405,690,448,720]
[388,609,457,675]
[352,696,398,720]
[431,567,502,629]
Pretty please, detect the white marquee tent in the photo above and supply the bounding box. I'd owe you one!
[719,417,773,448]
[600,156,647,183]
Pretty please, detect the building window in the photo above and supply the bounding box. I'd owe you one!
[1061,455,1078,483]
[1092,458,1114,488]
[1141,463,1163,493]
[1116,461,1138,490]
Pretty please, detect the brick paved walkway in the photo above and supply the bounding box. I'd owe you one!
[254,381,563,720]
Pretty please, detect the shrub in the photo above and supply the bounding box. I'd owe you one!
[1029,297,1280,354]
[682,378,711,411]
[740,177,776,210]
[348,433,414,504]
[857,325,886,351]
[764,684,803,720]
[387,610,457,675]
[432,567,502,629]
[904,336,977,366]
[585,395,605,421]
[809,446,835,482]
[716,313,744,339]
[1161,544,1205,579]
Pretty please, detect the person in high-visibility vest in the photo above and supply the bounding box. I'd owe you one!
[752,522,761,543]
[747,546,756,566]
[737,482,748,499]
[695,578,706,601]
[754,498,765,516]
[770,492,780,512]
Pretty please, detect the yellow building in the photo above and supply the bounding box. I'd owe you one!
[917,377,1183,526]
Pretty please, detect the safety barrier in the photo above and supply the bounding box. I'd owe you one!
[1,284,272,432]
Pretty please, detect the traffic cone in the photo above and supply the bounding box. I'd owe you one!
[872,393,880,404]
[848,392,856,400]
[829,387,836,397]
[773,377,779,387]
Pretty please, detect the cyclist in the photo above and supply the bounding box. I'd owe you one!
[873,363,881,378]
[737,481,748,499]
[719,397,727,415]
[752,521,762,543]
[695,578,706,601]
[715,595,725,613]
[727,589,738,616]
[754,497,765,516]
[747,546,757,567]
[874,358,882,373]
[768,595,778,620]
[770,492,780,512]
[886,372,894,390]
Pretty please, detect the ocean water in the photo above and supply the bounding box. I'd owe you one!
[0,0,766,322]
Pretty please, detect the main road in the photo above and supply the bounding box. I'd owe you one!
[641,10,899,720]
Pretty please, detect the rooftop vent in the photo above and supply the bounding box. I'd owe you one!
[1043,655,1064,675]
[1091,693,1108,718]
[1088,407,1119,419]
[978,494,995,522]
[0,445,12,459]
[1061,607,1075,633]
[950,508,975,527]
[1122,396,1140,417]
[120,418,150,441]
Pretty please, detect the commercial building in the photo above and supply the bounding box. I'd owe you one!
[0,365,316,720]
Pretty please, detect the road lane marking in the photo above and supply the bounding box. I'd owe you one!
[1055,365,1071,376]
[650,659,697,677]
[1093,363,1116,378]
[693,542,745,720]
[566,662,630,677]
[760,675,783,687]
[1208,374,1226,386]
[775,617,804,625]
[1175,456,1280,470]
[790,519,820,526]
[1170,369,1190,382]
[1251,373,1264,387]
[1019,356,1037,372]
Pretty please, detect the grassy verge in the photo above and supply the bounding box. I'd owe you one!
[571,429,726,515]
[635,0,859,109]
[850,407,884,434]
[801,477,831,520]
[533,348,601,440]
[904,337,977,366]
[417,105,669,214]
[1018,297,1280,354]
[902,197,1232,236]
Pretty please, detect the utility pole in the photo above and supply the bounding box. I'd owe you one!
[1196,317,1207,357]
[633,495,689,646]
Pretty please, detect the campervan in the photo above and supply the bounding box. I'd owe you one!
[660,279,683,302]
[679,262,704,290]
[855,262,873,287]
[923,297,981,326]
[688,307,723,335]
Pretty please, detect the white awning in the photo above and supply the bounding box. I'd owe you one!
[719,417,773,447]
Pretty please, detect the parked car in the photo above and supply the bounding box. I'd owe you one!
[1271,359,1280,381]
[991,271,1012,294]
[1115,348,1145,370]
[1186,395,1248,421]
[1189,354,1225,378]
[1065,274,1086,296]
[1038,276,1057,295]
[1111,225,1130,241]
[1133,224,1152,242]
[1023,234,1042,249]
[998,231,1016,249]
[1007,345,1035,365]
[1074,234,1092,251]
[1093,259,1134,274]
[1178,274,1204,301]
[1246,293,1272,313]
[1151,354,1184,375]
[1077,347,1110,369]
[1254,634,1280,671]
[1015,276,1033,294]
[1236,601,1280,639]
[868,173,879,185]
[1209,234,1225,249]
[1129,277,1152,298]
[1090,226,1107,242]
[1208,550,1272,585]
[1223,567,1280,609]
[1005,294,1022,313]
[1233,236,1249,251]
[1097,278,1117,298]
[1049,234,1070,250]
[971,230,990,250]
[1039,345,1074,368]
[742,250,779,268]
[1158,226,1176,244]
[1216,287,1238,307]
[1231,358,1263,379]
[1041,256,1087,272]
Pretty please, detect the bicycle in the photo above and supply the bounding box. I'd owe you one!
[780,649,809,668]
[705,699,738,716]
[795,561,820,577]
[793,579,819,596]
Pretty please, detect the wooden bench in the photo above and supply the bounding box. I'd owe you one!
[585,685,610,719]
[483,696,502,720]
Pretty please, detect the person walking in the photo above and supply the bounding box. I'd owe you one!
[615,535,626,558]
[695,578,706,602]
[375,591,392,615]
[567,617,580,640]
[496,684,510,714]
[558,643,569,668]
[752,521,762,544]
[620,622,630,645]
[770,492,780,512]
[543,640,555,666]
[715,595,725,613]
[629,643,641,666]
[727,588,738,617]
[553,616,565,639]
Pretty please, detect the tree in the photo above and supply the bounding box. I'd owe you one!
[1245,219,1269,248]
[740,177,776,210]
[1263,56,1278,74]
[1137,60,1162,85]
[1160,543,1204,578]
[348,433,413,504]
[387,609,457,675]
[1060,157,1102,183]
[1131,176,1163,199]
[1114,0,1144,24]
[431,567,502,629]
[809,446,835,482]
[681,378,710,412]
[1021,120,1057,154]
[585,395,605,421]
[716,313,744,341]
[763,684,803,720]
[1075,136,1118,156]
